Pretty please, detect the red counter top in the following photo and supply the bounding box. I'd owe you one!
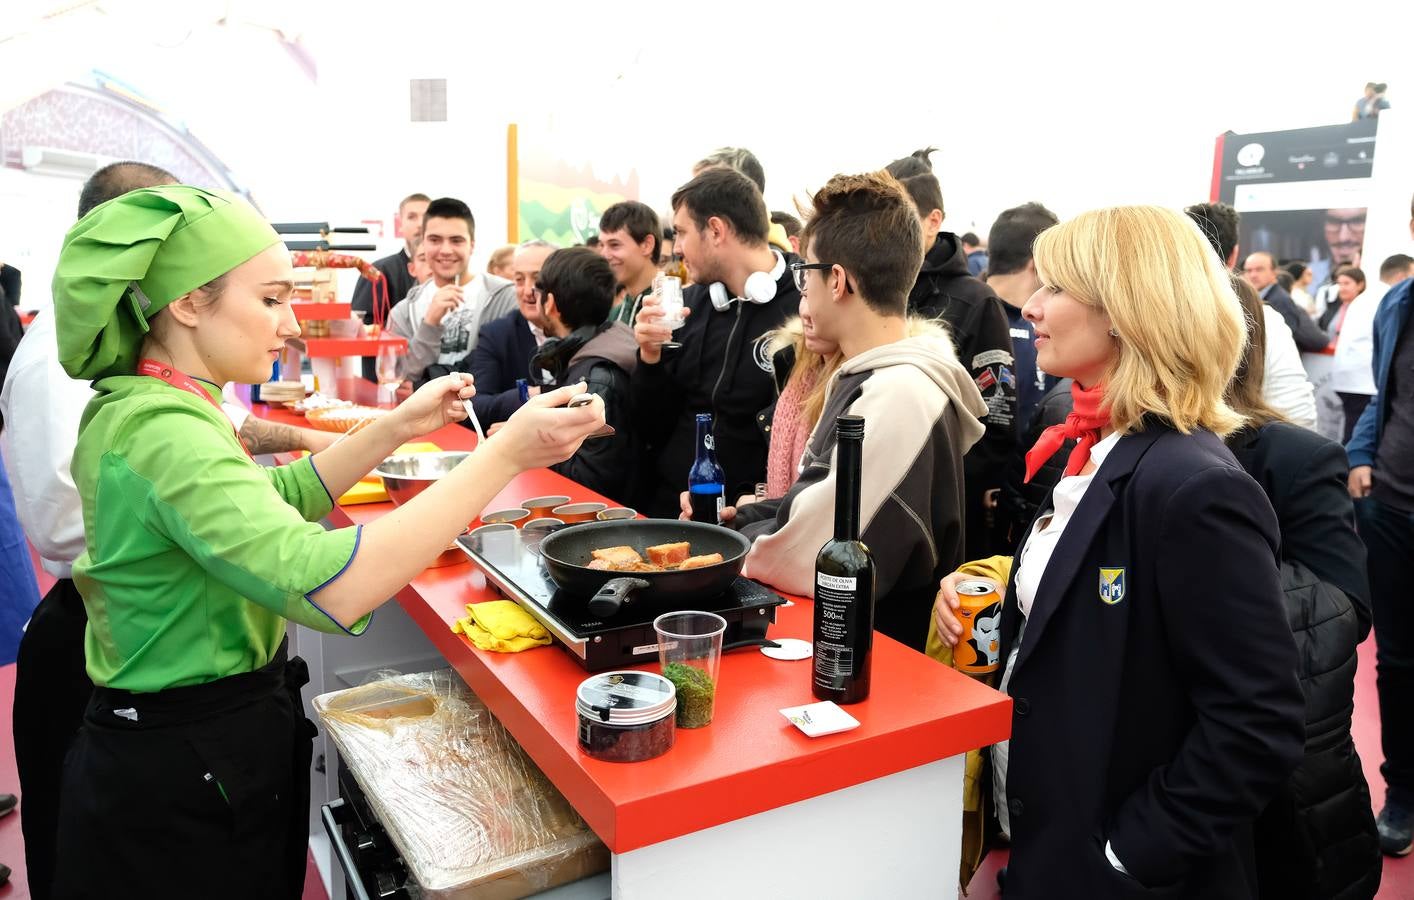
[244,384,1011,853]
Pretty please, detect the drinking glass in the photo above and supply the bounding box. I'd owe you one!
[656,275,686,350]
[375,342,403,407]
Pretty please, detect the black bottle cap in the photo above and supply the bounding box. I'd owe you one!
[837,414,865,440]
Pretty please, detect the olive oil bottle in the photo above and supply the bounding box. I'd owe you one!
[812,415,876,704]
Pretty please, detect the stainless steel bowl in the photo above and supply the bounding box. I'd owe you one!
[373,451,472,506]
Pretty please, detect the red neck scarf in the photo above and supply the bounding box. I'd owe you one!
[1024,381,1111,483]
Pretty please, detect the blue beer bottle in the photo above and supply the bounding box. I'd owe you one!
[687,413,726,524]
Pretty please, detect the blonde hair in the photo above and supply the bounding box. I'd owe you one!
[768,319,843,431]
[1033,205,1247,436]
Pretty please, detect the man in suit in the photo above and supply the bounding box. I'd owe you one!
[464,240,555,426]
[1244,250,1328,352]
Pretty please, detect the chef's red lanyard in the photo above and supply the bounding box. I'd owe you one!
[136,359,253,460]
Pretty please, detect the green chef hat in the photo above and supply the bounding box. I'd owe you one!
[53,184,281,380]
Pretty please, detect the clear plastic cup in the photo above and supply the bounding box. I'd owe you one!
[654,611,726,728]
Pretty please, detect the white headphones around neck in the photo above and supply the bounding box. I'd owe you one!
[709,250,785,312]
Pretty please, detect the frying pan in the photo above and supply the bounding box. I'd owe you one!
[537,519,750,619]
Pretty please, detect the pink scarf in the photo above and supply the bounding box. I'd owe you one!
[766,367,821,498]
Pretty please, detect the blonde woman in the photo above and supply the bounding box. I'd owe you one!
[932,207,1304,897]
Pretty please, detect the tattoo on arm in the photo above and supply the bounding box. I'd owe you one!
[240,417,309,455]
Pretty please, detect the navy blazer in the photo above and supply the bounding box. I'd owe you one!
[998,425,1304,898]
[463,310,537,425]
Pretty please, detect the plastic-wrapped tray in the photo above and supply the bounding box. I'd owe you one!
[314,669,608,899]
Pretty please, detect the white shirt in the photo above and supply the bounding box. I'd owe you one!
[1261,307,1317,429]
[0,312,256,581]
[1014,432,1122,619]
[0,309,92,578]
[1330,284,1386,395]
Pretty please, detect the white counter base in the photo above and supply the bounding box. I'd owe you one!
[612,754,965,899]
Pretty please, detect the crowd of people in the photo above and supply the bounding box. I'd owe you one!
[0,139,1411,898]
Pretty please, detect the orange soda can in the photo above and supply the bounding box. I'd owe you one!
[953,579,1002,674]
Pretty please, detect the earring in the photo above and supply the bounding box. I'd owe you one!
[1108,328,1119,338]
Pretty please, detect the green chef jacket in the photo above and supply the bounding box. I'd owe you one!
[71,375,369,692]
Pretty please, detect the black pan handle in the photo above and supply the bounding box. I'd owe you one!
[723,637,781,652]
[587,577,651,619]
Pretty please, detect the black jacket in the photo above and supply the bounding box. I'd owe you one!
[0,264,20,307]
[999,425,1304,898]
[1229,423,1380,900]
[350,248,416,323]
[909,232,1017,558]
[0,303,21,432]
[1265,283,1328,353]
[629,254,799,516]
[543,323,639,500]
[353,249,418,381]
[998,378,1074,550]
[465,309,538,425]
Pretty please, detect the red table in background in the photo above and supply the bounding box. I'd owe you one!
[243,383,1011,897]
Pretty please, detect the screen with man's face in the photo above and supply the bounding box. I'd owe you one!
[1237,207,1369,287]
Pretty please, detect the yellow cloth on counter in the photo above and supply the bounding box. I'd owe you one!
[450,600,550,653]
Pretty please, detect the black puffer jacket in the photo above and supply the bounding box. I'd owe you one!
[1229,422,1380,900]
[908,232,1016,559]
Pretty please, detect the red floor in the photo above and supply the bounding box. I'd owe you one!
[965,638,1414,898]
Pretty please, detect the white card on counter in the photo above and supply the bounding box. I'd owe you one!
[780,701,860,737]
[761,638,811,661]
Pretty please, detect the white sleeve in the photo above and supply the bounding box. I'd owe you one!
[0,319,91,576]
[1260,306,1317,429]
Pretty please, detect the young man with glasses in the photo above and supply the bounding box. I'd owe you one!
[631,168,799,517]
[713,172,988,652]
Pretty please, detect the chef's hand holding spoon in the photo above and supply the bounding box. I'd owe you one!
[479,382,605,471]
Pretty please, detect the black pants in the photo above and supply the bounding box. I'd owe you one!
[53,643,315,900]
[12,578,92,900]
[1338,392,1373,445]
[1355,497,1414,803]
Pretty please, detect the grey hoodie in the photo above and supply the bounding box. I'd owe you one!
[736,333,988,650]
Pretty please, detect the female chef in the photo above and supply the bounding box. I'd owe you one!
[49,185,603,898]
